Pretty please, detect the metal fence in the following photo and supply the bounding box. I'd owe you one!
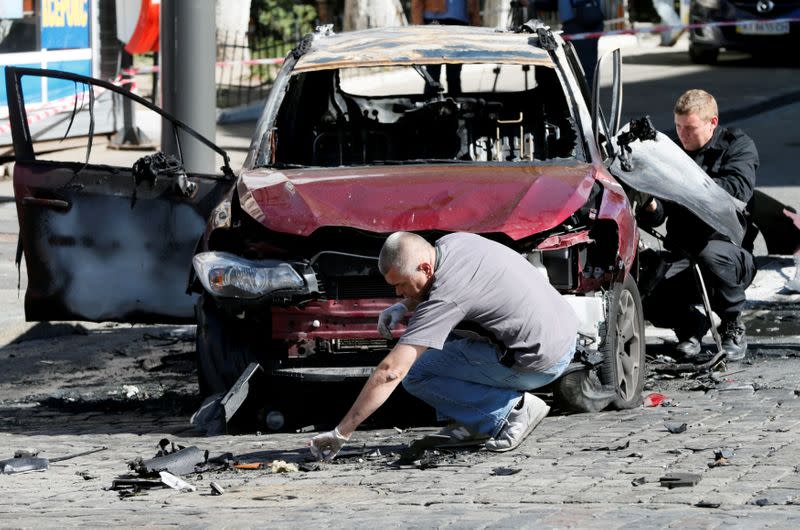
[215,28,301,109]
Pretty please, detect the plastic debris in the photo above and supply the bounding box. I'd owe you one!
[665,421,688,434]
[160,471,197,492]
[643,392,667,407]
[269,460,299,473]
[233,462,263,470]
[210,482,225,495]
[123,385,140,398]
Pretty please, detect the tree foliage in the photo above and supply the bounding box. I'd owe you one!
[251,0,318,40]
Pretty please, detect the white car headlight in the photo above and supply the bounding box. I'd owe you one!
[193,251,305,299]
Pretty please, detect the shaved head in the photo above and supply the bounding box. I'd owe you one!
[378,232,434,276]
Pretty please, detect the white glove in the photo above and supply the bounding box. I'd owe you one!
[378,302,407,340]
[309,427,350,462]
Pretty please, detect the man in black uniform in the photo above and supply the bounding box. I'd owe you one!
[638,89,758,361]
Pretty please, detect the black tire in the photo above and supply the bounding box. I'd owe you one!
[195,294,263,398]
[599,274,646,409]
[689,44,719,65]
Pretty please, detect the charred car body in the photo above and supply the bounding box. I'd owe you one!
[7,23,747,420]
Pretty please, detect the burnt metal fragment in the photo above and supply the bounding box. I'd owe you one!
[665,422,688,434]
[659,472,702,488]
[581,440,630,452]
[0,457,49,474]
[130,445,207,477]
[695,500,721,508]
[491,467,522,476]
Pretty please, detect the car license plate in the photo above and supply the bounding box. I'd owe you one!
[736,20,790,35]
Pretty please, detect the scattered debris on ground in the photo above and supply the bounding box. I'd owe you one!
[660,472,702,488]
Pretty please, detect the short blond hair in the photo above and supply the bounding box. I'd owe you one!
[674,89,718,122]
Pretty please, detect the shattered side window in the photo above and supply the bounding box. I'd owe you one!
[269,63,579,168]
[5,73,231,172]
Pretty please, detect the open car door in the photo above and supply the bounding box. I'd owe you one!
[5,67,236,323]
[606,119,745,246]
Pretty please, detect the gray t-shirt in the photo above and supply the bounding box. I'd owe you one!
[399,233,578,372]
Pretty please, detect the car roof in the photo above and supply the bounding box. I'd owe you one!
[293,25,555,73]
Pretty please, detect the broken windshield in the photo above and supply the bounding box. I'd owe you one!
[267,63,580,168]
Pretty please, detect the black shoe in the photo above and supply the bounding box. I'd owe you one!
[675,336,701,357]
[720,316,747,362]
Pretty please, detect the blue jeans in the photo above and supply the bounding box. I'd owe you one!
[402,335,575,437]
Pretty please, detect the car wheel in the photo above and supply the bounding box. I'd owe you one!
[598,274,646,409]
[689,45,719,65]
[195,294,263,397]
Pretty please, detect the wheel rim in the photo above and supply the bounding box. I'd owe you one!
[615,288,642,400]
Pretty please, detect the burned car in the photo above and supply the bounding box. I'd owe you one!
[9,23,746,421]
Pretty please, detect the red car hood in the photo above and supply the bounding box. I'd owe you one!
[238,164,596,240]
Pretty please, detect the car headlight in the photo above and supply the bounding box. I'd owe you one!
[193,251,306,299]
[695,0,719,9]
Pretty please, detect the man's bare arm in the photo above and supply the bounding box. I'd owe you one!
[336,343,426,437]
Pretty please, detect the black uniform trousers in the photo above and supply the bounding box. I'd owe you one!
[644,239,756,340]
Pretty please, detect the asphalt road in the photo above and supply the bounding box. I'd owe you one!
[1,35,799,527]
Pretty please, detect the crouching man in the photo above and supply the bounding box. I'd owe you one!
[309,232,578,461]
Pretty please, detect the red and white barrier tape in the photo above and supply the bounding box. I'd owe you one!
[0,76,133,136]
[121,56,285,76]
[563,17,800,41]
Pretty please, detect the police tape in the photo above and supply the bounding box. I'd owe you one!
[116,18,800,74]
[0,77,132,136]
[562,17,800,41]
[121,56,285,76]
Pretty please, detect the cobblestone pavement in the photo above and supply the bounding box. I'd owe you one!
[2,327,800,528]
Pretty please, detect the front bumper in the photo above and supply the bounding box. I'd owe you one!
[690,6,800,52]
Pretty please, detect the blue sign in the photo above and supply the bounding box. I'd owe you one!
[41,0,90,50]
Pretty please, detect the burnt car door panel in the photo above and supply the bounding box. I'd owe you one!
[608,119,745,246]
[6,67,235,322]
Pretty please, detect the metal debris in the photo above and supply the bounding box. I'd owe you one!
[160,470,197,492]
[491,467,521,476]
[665,422,688,434]
[210,482,225,495]
[659,472,702,488]
[695,500,721,508]
[129,443,207,476]
[0,457,49,474]
[581,440,630,452]
[709,448,734,468]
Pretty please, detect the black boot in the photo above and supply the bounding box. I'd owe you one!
[673,308,709,358]
[719,315,747,361]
